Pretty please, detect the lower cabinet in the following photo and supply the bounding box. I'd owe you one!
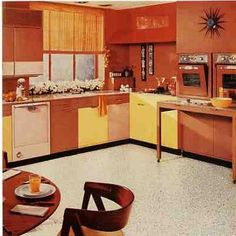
[161,110,178,149]
[3,116,12,162]
[180,112,232,161]
[130,93,177,146]
[50,99,78,153]
[78,107,108,147]
[213,116,232,161]
[108,103,129,141]
[180,112,214,157]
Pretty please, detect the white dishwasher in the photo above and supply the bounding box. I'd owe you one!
[12,102,50,161]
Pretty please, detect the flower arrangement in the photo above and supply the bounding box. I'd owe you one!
[29,79,104,95]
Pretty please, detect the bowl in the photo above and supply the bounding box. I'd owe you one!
[211,97,232,108]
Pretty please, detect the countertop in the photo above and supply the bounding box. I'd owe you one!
[2,91,175,106]
[2,91,129,105]
[157,99,236,116]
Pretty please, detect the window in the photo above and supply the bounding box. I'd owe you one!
[51,54,73,81]
[30,53,105,85]
[75,54,95,81]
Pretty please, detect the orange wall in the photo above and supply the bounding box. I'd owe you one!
[129,43,177,90]
[177,1,236,53]
[104,3,177,90]
[105,3,176,44]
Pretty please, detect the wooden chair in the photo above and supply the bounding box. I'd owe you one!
[58,182,135,236]
[2,151,8,170]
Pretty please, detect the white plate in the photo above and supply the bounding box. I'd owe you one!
[15,184,56,199]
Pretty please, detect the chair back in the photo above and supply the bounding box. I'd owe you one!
[60,182,134,236]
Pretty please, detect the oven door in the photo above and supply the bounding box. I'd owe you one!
[177,64,208,97]
[216,65,236,99]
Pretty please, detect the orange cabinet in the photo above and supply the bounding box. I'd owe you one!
[50,99,78,153]
[107,94,129,142]
[3,8,43,76]
[3,27,14,76]
[180,112,232,161]
[180,112,214,157]
[14,27,43,62]
[108,103,129,142]
[213,117,232,161]
[3,27,14,62]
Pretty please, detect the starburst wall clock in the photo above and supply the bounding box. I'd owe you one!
[199,8,226,38]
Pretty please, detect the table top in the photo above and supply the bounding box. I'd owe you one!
[3,170,61,236]
[157,100,236,117]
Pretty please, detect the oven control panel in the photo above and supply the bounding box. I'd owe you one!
[179,54,208,64]
[215,54,236,64]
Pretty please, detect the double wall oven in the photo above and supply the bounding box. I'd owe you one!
[177,54,211,98]
[214,53,236,100]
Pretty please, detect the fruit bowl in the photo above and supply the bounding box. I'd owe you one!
[211,97,232,108]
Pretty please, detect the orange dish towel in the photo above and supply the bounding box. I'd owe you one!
[98,95,107,116]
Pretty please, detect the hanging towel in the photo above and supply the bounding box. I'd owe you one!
[98,95,107,116]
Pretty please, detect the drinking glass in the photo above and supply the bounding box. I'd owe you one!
[29,174,41,193]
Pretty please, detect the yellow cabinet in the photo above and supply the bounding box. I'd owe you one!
[161,110,178,149]
[130,93,177,147]
[78,107,108,147]
[3,116,12,162]
[130,94,157,144]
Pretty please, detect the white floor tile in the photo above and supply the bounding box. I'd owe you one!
[17,144,236,236]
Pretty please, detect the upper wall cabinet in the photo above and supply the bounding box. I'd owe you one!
[105,3,176,44]
[43,10,104,52]
[2,8,43,77]
[176,2,236,53]
[3,27,14,76]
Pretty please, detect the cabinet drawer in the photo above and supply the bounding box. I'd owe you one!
[51,99,78,111]
[78,96,98,108]
[107,94,129,105]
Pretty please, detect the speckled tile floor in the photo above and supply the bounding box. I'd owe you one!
[17,144,236,236]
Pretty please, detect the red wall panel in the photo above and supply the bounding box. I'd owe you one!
[177,1,236,53]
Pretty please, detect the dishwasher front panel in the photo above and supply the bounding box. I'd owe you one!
[12,102,50,161]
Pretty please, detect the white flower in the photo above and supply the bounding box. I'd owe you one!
[29,79,104,95]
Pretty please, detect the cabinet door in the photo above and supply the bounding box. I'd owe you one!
[130,94,157,144]
[14,27,43,75]
[161,110,178,149]
[180,112,214,157]
[108,103,129,142]
[51,100,78,153]
[3,116,12,162]
[213,117,232,161]
[3,27,14,76]
[79,107,108,147]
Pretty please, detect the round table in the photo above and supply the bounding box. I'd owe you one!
[3,170,61,236]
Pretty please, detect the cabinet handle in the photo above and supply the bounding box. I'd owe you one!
[16,152,23,159]
[137,103,145,106]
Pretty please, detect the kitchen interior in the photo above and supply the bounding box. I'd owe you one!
[2,1,236,236]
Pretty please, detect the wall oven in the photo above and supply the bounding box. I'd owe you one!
[177,54,211,98]
[214,53,236,100]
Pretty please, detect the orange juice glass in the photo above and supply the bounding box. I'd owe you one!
[29,174,41,193]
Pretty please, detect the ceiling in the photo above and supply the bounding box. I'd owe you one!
[63,1,175,10]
